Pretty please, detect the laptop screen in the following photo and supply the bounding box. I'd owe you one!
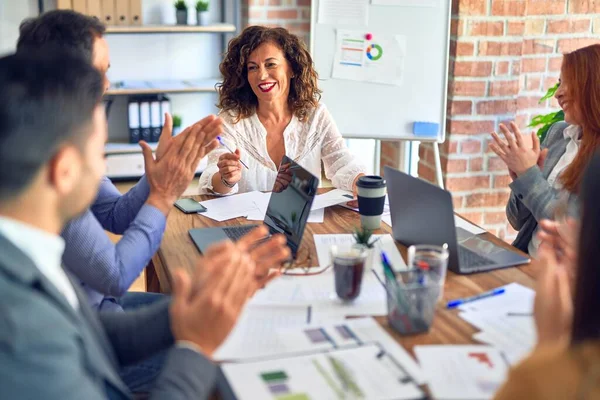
[264,156,319,255]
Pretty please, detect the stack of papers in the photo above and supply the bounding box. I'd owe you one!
[457,283,536,365]
[196,189,355,223]
[198,191,267,222]
[222,344,424,400]
[249,266,389,318]
[216,315,425,385]
[415,345,509,400]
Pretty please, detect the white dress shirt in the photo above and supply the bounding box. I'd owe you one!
[0,216,79,309]
[528,124,581,256]
[198,103,366,194]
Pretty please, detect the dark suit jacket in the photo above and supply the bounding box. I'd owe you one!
[0,234,217,399]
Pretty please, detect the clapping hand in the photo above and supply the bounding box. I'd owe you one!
[490,122,547,179]
[533,240,573,347]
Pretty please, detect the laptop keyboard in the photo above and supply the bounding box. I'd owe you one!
[222,225,257,241]
[458,246,495,269]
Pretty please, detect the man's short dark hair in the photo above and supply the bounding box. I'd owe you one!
[0,50,104,201]
[17,10,106,63]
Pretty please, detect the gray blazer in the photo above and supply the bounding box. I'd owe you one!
[508,121,579,252]
[0,234,217,400]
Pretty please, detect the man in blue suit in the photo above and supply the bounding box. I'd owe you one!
[0,50,289,399]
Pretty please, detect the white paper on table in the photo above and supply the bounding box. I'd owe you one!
[246,193,325,223]
[313,233,406,270]
[461,311,536,365]
[414,345,509,400]
[318,0,369,26]
[311,188,354,211]
[198,191,267,222]
[457,283,535,314]
[332,30,406,86]
[249,268,387,317]
[275,317,425,384]
[454,215,487,235]
[214,304,315,361]
[372,0,437,6]
[222,345,424,400]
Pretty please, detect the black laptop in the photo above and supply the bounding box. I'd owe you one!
[189,156,319,257]
[384,166,530,274]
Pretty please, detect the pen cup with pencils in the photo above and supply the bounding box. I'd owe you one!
[385,245,448,335]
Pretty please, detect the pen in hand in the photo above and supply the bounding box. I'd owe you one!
[217,136,249,169]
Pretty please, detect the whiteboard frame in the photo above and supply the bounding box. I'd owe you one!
[309,0,452,144]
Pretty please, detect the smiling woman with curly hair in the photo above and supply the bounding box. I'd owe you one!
[198,26,365,197]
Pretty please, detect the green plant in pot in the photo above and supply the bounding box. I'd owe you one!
[195,0,210,25]
[352,226,379,270]
[527,82,564,143]
[172,114,182,135]
[174,0,188,25]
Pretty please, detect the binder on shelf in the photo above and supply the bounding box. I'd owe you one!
[57,0,73,9]
[86,0,102,20]
[127,99,141,144]
[100,0,115,25]
[115,0,130,26]
[139,100,152,143]
[72,0,87,13]
[159,95,171,131]
[150,98,162,143]
[129,0,143,25]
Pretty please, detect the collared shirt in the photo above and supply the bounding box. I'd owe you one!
[61,175,166,310]
[198,103,365,195]
[0,216,79,309]
[547,124,582,189]
[528,125,581,256]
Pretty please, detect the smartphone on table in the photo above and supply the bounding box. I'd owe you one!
[174,198,207,214]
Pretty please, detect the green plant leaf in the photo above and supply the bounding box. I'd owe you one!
[539,82,559,104]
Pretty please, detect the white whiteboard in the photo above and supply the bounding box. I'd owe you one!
[310,0,451,142]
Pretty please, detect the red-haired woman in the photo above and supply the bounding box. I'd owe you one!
[198,26,365,196]
[490,44,600,256]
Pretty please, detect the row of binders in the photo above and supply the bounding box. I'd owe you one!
[128,95,171,144]
[57,0,142,26]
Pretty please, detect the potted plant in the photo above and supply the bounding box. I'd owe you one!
[172,114,182,135]
[352,226,379,269]
[527,82,564,143]
[174,0,188,25]
[195,0,210,26]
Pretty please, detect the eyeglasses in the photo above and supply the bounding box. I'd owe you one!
[280,246,331,276]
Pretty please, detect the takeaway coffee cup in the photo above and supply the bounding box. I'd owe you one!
[356,175,387,230]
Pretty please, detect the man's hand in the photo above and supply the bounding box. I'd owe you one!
[169,241,255,357]
[142,114,222,215]
[533,241,573,347]
[537,218,579,290]
[490,122,541,177]
[237,225,291,287]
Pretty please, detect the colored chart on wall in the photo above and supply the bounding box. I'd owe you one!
[332,29,406,86]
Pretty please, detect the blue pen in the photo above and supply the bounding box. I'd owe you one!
[216,136,249,169]
[446,288,506,309]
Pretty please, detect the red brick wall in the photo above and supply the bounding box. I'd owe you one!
[242,0,311,44]
[417,0,600,241]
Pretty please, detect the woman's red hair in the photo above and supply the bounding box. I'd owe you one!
[560,44,600,193]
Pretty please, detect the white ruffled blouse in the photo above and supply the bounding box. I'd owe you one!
[198,103,365,194]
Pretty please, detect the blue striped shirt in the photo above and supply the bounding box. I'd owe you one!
[61,176,166,310]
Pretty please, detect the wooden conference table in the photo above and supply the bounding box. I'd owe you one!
[150,188,538,355]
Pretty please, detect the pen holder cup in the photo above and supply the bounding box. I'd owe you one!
[385,271,441,335]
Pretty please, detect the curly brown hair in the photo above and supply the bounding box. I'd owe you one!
[217,25,321,122]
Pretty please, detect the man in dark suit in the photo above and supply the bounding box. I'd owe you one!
[0,50,289,399]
